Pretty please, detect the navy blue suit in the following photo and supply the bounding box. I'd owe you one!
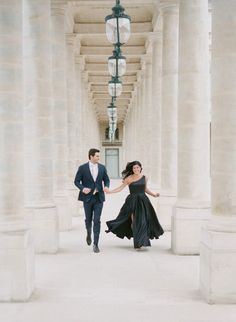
[74,162,110,246]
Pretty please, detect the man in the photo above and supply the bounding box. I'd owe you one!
[74,148,110,253]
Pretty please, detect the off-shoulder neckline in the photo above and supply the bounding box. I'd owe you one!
[129,175,144,184]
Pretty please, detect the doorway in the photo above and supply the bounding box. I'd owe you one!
[105,148,119,178]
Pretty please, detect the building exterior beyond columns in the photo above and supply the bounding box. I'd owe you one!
[158,1,179,230]
[172,0,211,255]
[0,0,34,301]
[200,0,236,303]
[51,4,71,231]
[23,0,58,253]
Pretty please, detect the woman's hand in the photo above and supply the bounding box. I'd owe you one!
[154,192,160,198]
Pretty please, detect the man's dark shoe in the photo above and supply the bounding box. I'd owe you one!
[93,244,100,253]
[86,233,92,246]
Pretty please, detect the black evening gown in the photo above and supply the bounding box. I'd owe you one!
[106,176,164,248]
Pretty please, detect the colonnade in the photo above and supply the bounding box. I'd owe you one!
[0,0,236,304]
[123,0,236,303]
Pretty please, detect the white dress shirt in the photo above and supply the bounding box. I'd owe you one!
[89,162,98,182]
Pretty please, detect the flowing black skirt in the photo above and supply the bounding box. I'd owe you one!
[106,193,164,248]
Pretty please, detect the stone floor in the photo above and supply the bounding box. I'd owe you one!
[0,181,236,322]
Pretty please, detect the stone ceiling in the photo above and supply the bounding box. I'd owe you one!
[65,0,160,124]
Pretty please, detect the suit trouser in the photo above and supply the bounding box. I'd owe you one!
[83,193,103,246]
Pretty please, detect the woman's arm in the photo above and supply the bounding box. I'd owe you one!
[145,187,160,198]
[106,179,129,194]
[144,177,160,198]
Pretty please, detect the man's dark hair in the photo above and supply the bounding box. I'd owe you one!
[88,148,100,160]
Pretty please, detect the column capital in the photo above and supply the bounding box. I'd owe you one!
[51,1,67,16]
[82,71,88,82]
[145,38,152,55]
[140,57,146,70]
[149,31,162,43]
[141,55,152,67]
[137,70,144,83]
[74,37,81,54]
[132,86,138,98]
[160,0,179,13]
[75,54,85,69]
[66,33,77,46]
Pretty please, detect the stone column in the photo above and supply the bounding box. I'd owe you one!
[137,77,143,163]
[80,72,88,161]
[140,69,147,170]
[123,88,139,163]
[66,34,79,217]
[0,0,34,301]
[151,32,162,190]
[130,101,136,159]
[23,0,58,253]
[143,57,153,179]
[0,1,24,218]
[132,90,138,157]
[75,55,85,216]
[200,0,236,303]
[51,3,71,231]
[171,0,211,254]
[86,89,100,148]
[75,55,84,165]
[158,1,179,230]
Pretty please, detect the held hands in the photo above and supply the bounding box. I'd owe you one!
[82,188,91,194]
[103,187,109,193]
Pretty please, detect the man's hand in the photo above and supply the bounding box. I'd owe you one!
[82,188,91,194]
[154,192,160,198]
[103,187,109,193]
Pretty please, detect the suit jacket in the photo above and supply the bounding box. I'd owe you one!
[74,162,110,203]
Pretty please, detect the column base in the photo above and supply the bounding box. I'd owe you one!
[157,194,176,231]
[54,194,72,231]
[200,225,236,304]
[25,205,59,254]
[0,221,34,302]
[172,204,211,254]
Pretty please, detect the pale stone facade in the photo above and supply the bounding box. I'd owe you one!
[0,0,235,305]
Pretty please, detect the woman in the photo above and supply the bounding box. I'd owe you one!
[105,161,164,249]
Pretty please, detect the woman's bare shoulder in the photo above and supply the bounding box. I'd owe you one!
[124,176,132,184]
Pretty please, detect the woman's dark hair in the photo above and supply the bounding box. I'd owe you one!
[88,148,100,159]
[121,161,142,179]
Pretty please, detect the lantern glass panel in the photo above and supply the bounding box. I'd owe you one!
[106,17,130,44]
[108,57,126,77]
[107,107,117,118]
[108,82,122,97]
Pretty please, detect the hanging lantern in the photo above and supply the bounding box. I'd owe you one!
[105,0,131,45]
[108,45,126,77]
[107,102,117,118]
[108,76,122,97]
